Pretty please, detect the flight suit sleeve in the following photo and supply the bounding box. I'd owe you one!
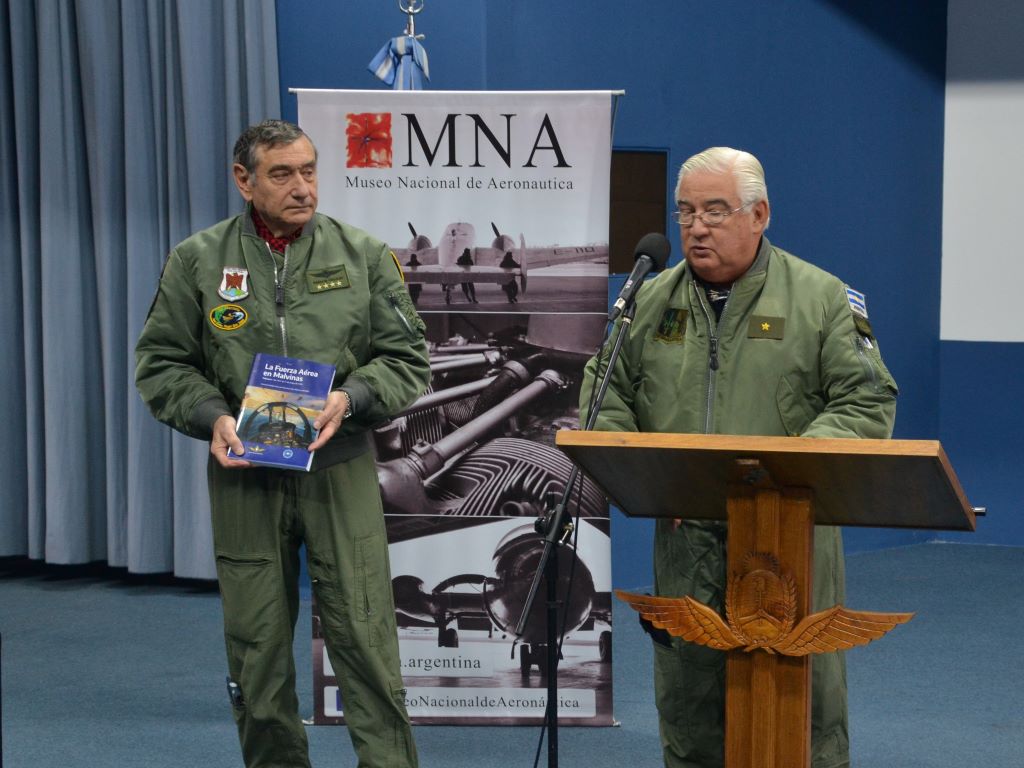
[800,282,898,439]
[134,248,232,439]
[339,245,431,424]
[579,319,641,432]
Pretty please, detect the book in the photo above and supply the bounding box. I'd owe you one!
[230,353,336,471]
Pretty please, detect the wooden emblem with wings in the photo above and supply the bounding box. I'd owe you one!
[617,553,913,656]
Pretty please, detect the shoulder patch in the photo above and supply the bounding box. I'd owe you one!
[845,286,868,319]
[853,314,874,338]
[390,250,405,282]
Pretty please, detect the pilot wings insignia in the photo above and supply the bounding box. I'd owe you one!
[616,553,913,656]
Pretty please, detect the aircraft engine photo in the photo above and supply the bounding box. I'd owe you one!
[313,310,615,726]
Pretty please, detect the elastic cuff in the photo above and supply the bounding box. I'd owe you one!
[190,395,233,440]
[337,375,375,417]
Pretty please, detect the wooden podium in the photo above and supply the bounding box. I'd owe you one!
[555,431,976,768]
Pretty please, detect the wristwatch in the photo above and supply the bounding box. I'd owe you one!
[341,389,354,419]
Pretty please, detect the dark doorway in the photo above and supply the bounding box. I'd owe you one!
[609,149,669,274]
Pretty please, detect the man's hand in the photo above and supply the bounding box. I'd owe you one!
[211,414,252,468]
[309,390,350,452]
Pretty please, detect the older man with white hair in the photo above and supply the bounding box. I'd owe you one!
[583,147,899,768]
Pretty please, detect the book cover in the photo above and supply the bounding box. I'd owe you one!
[231,353,336,471]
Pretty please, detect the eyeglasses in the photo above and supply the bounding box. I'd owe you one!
[672,203,751,227]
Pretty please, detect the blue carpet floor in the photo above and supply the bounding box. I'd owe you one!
[1,542,1021,767]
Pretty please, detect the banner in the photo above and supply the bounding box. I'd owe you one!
[298,89,615,726]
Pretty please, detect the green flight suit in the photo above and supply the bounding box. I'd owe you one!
[136,207,429,768]
[582,238,898,768]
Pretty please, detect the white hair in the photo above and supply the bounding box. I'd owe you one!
[676,147,769,210]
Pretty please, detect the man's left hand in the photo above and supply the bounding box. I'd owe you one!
[309,390,350,452]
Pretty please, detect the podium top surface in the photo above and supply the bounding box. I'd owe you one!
[556,431,976,531]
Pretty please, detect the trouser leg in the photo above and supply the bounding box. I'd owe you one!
[651,522,850,768]
[208,461,309,768]
[301,452,418,768]
[653,520,727,768]
[654,639,726,768]
[810,526,850,768]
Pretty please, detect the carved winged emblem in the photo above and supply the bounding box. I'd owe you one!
[616,553,913,656]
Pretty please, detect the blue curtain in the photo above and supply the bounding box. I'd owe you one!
[0,0,280,578]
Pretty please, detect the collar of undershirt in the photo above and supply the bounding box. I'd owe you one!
[251,207,303,254]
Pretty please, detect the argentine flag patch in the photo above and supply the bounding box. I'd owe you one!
[846,286,868,319]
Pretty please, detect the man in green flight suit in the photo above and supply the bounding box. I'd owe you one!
[582,147,898,768]
[135,120,429,768]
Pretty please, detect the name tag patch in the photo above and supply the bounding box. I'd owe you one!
[654,308,688,343]
[308,266,351,293]
[748,316,785,340]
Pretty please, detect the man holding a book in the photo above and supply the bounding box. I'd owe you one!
[135,119,429,768]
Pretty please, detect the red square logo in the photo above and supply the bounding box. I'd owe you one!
[346,112,393,168]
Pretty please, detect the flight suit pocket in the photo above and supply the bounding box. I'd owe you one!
[215,552,283,645]
[334,347,359,380]
[386,288,426,339]
[307,551,351,645]
[652,642,684,724]
[853,333,899,397]
[654,639,725,730]
[355,532,395,647]
[206,317,263,402]
[776,375,818,436]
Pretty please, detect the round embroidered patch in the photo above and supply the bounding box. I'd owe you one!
[209,303,248,331]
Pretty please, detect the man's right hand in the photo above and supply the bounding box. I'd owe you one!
[211,415,252,468]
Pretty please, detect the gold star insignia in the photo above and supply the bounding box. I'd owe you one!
[761,322,771,332]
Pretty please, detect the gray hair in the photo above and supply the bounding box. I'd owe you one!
[232,119,315,173]
[676,147,769,209]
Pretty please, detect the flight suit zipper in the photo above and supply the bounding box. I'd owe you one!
[267,242,289,355]
[694,285,728,434]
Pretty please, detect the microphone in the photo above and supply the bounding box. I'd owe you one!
[609,233,670,321]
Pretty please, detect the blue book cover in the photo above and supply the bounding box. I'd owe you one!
[231,353,336,471]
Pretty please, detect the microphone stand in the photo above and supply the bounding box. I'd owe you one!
[514,301,638,768]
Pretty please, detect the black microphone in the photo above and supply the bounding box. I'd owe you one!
[609,233,671,321]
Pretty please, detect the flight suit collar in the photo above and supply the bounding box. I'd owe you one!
[745,235,771,278]
[674,236,773,303]
[240,202,318,243]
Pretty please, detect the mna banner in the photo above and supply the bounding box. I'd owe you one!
[297,89,615,726]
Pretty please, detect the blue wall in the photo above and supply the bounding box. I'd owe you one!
[276,1,951,587]
[939,342,1024,546]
